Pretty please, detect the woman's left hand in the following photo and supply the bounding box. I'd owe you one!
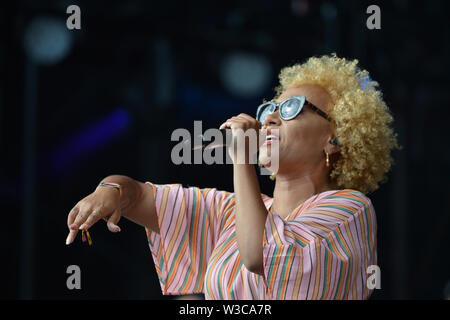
[219,113,262,164]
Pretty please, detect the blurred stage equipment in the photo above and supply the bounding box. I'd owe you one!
[153,38,174,108]
[320,2,339,51]
[20,16,73,299]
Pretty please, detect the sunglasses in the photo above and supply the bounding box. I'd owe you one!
[256,95,331,125]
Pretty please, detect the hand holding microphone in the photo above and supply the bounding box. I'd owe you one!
[218,113,263,164]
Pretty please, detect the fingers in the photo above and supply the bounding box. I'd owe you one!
[70,207,91,230]
[65,208,119,245]
[219,114,260,130]
[67,206,79,228]
[237,113,256,121]
[65,189,123,245]
[219,120,232,130]
[219,118,249,130]
[66,229,78,245]
[66,205,102,245]
[238,113,262,129]
[106,209,121,233]
[79,208,103,230]
[66,206,89,245]
[66,206,80,245]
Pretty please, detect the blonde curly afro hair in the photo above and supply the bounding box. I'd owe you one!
[275,53,399,194]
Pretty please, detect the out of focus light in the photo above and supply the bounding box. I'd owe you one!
[359,75,375,91]
[24,17,73,65]
[291,0,310,16]
[220,52,272,98]
[50,108,132,172]
[320,2,338,21]
[226,11,245,28]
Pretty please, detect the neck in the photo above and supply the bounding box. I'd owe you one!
[271,166,331,219]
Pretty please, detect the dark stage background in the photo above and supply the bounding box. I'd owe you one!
[2,0,450,300]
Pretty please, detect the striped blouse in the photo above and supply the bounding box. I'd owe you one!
[144,182,377,300]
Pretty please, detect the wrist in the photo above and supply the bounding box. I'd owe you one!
[96,181,121,192]
[99,182,122,194]
[233,162,254,170]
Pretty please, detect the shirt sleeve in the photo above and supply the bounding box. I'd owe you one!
[144,182,234,295]
[262,190,377,300]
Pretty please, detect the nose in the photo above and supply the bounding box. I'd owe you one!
[264,109,281,127]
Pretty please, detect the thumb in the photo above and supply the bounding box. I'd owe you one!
[106,209,121,232]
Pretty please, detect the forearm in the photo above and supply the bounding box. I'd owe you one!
[233,164,267,274]
[97,174,159,233]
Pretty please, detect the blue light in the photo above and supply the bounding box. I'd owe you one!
[24,17,73,65]
[51,108,131,172]
[359,75,375,91]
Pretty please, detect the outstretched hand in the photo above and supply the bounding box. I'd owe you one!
[66,187,122,245]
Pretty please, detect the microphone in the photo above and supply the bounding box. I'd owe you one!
[187,129,231,151]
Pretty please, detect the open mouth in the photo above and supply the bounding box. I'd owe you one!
[263,134,279,145]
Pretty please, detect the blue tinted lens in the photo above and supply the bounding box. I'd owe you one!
[257,104,274,124]
[280,97,303,120]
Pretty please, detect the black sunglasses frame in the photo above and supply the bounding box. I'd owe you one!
[256,95,331,124]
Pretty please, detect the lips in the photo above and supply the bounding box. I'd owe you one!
[265,134,278,142]
[262,128,280,146]
[268,129,280,139]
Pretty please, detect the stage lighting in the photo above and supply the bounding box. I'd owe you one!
[220,52,272,99]
[291,0,310,16]
[50,108,132,172]
[24,16,73,65]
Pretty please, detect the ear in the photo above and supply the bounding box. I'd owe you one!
[324,136,340,156]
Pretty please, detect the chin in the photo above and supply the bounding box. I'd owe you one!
[258,145,270,165]
[258,146,281,174]
[258,154,270,167]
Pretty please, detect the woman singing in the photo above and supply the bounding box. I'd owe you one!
[65,54,398,300]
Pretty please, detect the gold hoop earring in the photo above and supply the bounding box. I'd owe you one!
[325,152,330,167]
[269,173,276,181]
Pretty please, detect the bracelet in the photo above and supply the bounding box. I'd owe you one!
[99,182,123,197]
[82,229,93,246]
